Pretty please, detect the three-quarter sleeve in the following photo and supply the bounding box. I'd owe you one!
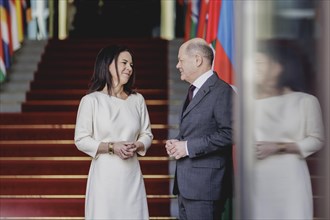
[136,95,153,156]
[297,95,324,158]
[74,95,101,158]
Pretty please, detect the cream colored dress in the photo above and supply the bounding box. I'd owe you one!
[254,92,324,219]
[74,91,153,220]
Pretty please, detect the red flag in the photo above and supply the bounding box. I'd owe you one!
[196,0,209,38]
[184,1,192,41]
[205,0,221,44]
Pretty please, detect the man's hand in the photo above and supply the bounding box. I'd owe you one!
[165,139,187,159]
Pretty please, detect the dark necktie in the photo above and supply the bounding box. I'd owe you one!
[183,84,196,111]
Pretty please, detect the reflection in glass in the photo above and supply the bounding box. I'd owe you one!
[252,40,324,219]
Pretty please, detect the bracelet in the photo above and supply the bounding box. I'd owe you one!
[108,142,114,155]
[277,143,286,153]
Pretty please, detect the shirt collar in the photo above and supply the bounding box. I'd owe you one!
[192,70,213,90]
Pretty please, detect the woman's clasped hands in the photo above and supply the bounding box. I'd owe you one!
[113,141,143,160]
[256,141,280,159]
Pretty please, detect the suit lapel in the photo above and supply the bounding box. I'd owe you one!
[181,73,218,120]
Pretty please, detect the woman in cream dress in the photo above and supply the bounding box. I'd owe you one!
[253,41,324,219]
[74,45,153,219]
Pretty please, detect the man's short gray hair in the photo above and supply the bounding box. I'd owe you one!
[186,39,214,66]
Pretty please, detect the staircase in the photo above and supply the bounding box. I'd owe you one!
[0,38,174,219]
[0,40,47,112]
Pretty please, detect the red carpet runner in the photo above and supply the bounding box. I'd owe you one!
[0,38,174,219]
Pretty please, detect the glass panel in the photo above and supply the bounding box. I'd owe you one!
[235,1,329,219]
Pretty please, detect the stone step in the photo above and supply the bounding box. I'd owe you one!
[10,64,38,72]
[7,72,35,81]
[0,103,21,112]
[0,92,25,102]
[0,81,30,92]
[0,40,47,112]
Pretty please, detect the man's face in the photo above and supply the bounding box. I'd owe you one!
[176,45,196,84]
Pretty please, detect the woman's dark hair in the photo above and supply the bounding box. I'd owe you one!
[88,45,136,95]
[257,39,307,92]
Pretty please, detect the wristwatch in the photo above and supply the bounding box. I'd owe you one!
[108,142,114,155]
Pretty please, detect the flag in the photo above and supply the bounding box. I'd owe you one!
[190,0,200,38]
[184,0,192,41]
[15,0,24,42]
[184,0,203,41]
[196,0,209,38]
[0,0,12,69]
[9,0,20,50]
[205,0,221,44]
[214,0,235,84]
[0,26,6,82]
[0,0,26,82]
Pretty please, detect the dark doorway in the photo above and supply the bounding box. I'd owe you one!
[70,0,161,38]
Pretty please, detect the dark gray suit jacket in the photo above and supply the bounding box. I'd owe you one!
[173,72,233,201]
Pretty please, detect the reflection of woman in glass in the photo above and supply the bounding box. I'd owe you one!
[253,40,324,219]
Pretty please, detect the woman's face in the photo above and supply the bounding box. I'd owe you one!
[109,51,133,87]
[255,52,282,87]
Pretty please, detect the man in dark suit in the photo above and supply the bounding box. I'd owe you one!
[165,38,233,220]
